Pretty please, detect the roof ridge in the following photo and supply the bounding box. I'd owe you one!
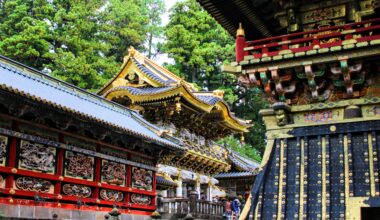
[230,149,260,165]
[144,57,183,82]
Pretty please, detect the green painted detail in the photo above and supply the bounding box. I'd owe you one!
[284,53,294,59]
[297,70,325,79]
[273,55,283,60]
[289,97,380,112]
[295,52,306,57]
[370,39,380,45]
[306,49,317,55]
[340,59,349,75]
[333,75,365,87]
[250,59,261,64]
[308,79,317,90]
[260,72,268,84]
[244,55,254,61]
[261,57,272,62]
[356,42,369,47]
[343,44,355,49]
[239,60,249,65]
[331,46,342,51]
[318,48,329,53]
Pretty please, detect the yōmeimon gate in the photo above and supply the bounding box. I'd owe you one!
[198,0,380,219]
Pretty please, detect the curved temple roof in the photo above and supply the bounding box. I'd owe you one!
[98,48,251,133]
[0,55,183,150]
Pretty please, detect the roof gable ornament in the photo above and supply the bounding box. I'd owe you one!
[127,46,145,64]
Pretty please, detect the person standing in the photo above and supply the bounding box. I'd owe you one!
[225,199,232,220]
[231,197,241,219]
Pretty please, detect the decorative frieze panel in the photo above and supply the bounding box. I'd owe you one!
[62,184,92,198]
[15,177,52,193]
[19,140,56,174]
[0,135,7,166]
[101,160,126,186]
[99,189,124,202]
[130,194,151,205]
[131,167,153,191]
[65,151,94,180]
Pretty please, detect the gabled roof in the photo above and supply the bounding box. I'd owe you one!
[98,48,251,133]
[214,171,256,179]
[0,55,184,150]
[227,149,260,172]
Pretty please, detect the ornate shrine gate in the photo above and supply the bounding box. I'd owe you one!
[248,101,380,220]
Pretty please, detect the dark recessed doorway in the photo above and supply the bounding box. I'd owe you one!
[361,207,380,220]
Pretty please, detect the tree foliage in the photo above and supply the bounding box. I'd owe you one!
[0,0,154,90]
[161,0,234,90]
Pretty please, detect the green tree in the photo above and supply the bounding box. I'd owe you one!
[234,88,269,153]
[99,0,150,63]
[161,0,234,90]
[217,135,262,163]
[0,0,154,90]
[141,0,165,58]
[0,0,53,68]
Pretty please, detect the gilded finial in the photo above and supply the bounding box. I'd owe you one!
[236,23,245,37]
[128,46,136,57]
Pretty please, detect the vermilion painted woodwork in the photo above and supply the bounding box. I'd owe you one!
[94,145,101,200]
[0,198,154,215]
[235,36,246,62]
[0,116,157,213]
[55,134,65,195]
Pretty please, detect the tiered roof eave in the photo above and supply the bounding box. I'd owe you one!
[98,47,252,133]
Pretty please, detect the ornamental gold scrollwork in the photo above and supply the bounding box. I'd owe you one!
[19,140,56,174]
[130,194,151,205]
[15,177,52,193]
[0,135,7,166]
[65,151,94,180]
[99,189,124,202]
[62,184,91,198]
[101,160,126,186]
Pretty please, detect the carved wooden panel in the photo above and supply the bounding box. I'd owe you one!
[15,177,53,193]
[99,189,124,202]
[101,160,126,186]
[64,151,94,180]
[62,184,92,198]
[18,140,56,174]
[131,167,153,191]
[130,194,151,205]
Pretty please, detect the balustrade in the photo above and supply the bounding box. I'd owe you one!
[158,197,224,219]
[239,18,380,62]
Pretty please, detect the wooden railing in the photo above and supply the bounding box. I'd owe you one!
[157,196,224,219]
[241,18,380,60]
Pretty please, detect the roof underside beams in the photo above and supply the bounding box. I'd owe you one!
[197,0,274,39]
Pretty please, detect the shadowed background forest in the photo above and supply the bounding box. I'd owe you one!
[0,0,267,161]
